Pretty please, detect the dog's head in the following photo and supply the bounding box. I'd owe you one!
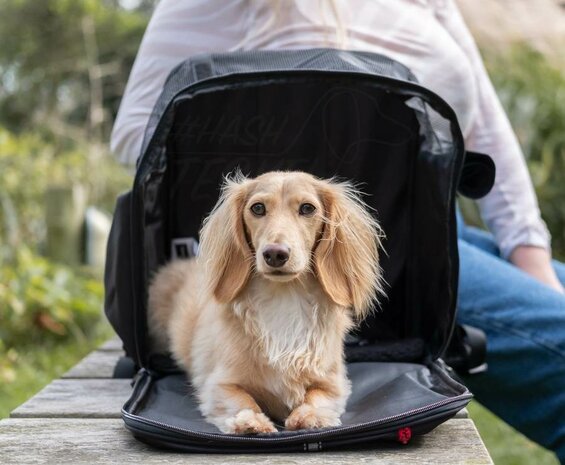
[199,171,384,318]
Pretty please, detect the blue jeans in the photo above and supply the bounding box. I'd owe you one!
[457,216,565,463]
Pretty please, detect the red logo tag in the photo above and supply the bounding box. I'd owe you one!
[397,427,412,444]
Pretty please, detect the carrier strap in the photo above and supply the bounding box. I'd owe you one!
[458,151,496,199]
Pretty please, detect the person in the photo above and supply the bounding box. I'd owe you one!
[110,0,565,461]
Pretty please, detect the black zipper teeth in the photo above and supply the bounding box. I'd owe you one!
[123,371,471,444]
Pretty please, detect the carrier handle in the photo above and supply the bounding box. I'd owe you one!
[458,151,496,200]
[443,324,488,376]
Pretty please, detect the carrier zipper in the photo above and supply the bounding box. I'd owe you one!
[123,395,468,443]
[123,369,470,444]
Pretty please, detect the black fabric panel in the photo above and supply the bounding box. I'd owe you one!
[144,171,169,276]
[410,149,456,352]
[130,362,467,435]
[345,338,425,363]
[103,191,134,359]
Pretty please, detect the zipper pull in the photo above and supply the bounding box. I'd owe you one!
[397,426,412,445]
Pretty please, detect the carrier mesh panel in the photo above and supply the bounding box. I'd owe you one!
[140,49,419,167]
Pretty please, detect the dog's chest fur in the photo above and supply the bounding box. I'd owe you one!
[231,276,349,412]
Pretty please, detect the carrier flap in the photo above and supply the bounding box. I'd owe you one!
[121,360,471,452]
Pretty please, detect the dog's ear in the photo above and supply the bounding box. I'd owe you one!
[314,180,384,320]
[199,174,253,303]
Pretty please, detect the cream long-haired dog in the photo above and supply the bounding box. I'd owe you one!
[148,171,384,434]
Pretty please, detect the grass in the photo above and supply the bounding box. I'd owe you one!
[0,320,114,419]
[469,401,559,465]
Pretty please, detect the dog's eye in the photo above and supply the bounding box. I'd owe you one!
[250,202,266,216]
[299,203,316,216]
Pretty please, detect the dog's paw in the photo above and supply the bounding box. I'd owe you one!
[285,404,342,430]
[224,409,278,435]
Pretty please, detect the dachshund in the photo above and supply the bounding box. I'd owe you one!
[148,171,384,434]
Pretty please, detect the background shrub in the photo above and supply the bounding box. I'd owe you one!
[485,47,565,259]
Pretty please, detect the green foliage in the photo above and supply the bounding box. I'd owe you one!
[0,0,143,417]
[485,47,565,259]
[0,128,132,255]
[0,0,150,142]
[0,321,113,418]
[0,127,129,384]
[0,246,103,346]
[0,246,105,382]
[0,0,143,391]
[469,401,559,465]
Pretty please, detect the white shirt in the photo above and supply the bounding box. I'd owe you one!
[111,0,551,259]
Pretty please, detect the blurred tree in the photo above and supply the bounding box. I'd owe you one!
[0,0,150,381]
[0,0,153,150]
[0,0,148,259]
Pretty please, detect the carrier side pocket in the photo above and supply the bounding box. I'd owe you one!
[104,191,137,361]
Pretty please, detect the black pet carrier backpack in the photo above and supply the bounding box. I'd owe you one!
[104,48,495,452]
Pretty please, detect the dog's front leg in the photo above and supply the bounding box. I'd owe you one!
[201,383,278,434]
[285,383,347,431]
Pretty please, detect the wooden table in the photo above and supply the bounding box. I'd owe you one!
[0,338,493,464]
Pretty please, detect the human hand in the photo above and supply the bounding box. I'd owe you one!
[510,245,564,294]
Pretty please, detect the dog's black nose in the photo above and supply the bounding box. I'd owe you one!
[262,244,290,268]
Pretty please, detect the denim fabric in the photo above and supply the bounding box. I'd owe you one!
[456,215,565,463]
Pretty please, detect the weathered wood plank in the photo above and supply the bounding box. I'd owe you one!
[98,337,123,352]
[62,350,123,379]
[0,418,492,465]
[10,380,130,419]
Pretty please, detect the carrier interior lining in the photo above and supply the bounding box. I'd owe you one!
[143,77,455,362]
